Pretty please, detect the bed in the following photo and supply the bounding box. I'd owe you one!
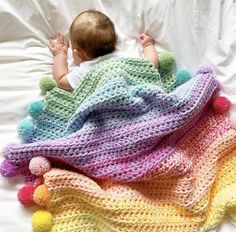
[0,0,236,231]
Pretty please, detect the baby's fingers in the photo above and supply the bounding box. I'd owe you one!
[48,46,56,54]
[57,34,65,44]
[60,34,65,44]
[56,34,61,44]
[49,38,54,47]
[61,35,69,48]
[140,33,145,39]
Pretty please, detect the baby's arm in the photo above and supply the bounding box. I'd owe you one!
[140,33,159,69]
[49,34,73,91]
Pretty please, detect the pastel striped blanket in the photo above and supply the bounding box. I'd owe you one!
[1,53,236,232]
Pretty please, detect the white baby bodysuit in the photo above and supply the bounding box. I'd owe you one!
[67,51,136,89]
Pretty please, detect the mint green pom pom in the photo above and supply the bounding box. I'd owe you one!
[159,52,175,72]
[39,77,57,95]
[175,69,192,86]
[17,119,34,141]
[27,101,44,118]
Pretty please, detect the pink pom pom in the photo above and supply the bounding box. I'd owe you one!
[17,185,35,207]
[212,96,232,114]
[29,157,51,176]
[0,160,18,177]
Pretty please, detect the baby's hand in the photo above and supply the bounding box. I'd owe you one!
[140,33,155,48]
[49,34,69,56]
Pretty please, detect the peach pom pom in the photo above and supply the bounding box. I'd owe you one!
[29,157,51,176]
[212,96,232,114]
[33,184,51,206]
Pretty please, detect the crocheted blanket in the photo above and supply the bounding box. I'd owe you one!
[1,54,236,232]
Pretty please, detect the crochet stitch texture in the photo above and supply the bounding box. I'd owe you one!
[40,109,236,232]
[3,58,218,181]
[1,54,236,232]
[19,56,176,143]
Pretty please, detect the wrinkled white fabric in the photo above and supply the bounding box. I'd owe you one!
[0,0,236,231]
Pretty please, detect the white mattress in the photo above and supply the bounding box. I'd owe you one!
[0,0,236,231]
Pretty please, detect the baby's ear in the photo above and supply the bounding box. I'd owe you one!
[73,48,85,60]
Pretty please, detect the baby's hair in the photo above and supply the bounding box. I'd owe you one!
[69,10,117,58]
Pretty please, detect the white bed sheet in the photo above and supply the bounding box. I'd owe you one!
[0,0,236,231]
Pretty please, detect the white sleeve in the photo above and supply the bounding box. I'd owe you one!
[115,50,139,58]
[67,66,88,89]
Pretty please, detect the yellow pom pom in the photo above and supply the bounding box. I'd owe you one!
[33,184,51,206]
[32,210,53,232]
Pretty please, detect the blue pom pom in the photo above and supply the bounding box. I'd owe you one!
[27,101,44,118]
[175,69,192,86]
[17,119,34,141]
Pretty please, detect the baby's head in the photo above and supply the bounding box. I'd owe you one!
[69,10,117,64]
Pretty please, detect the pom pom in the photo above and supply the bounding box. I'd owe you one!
[175,69,192,86]
[33,184,51,206]
[40,76,57,95]
[0,160,18,177]
[29,157,51,176]
[27,101,44,118]
[159,52,175,72]
[17,119,34,141]
[17,185,35,207]
[213,96,232,114]
[32,210,53,232]
[196,65,214,75]
[33,177,45,188]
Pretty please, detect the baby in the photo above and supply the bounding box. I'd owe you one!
[49,10,159,91]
